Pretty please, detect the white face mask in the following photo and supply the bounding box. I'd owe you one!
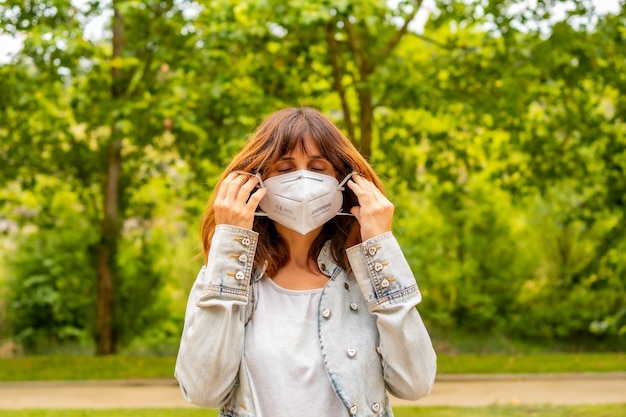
[255,170,355,235]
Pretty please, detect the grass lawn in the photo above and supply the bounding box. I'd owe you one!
[1,352,624,381]
[437,352,625,374]
[0,356,175,381]
[0,405,625,417]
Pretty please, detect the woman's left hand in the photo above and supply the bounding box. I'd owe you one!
[347,174,394,241]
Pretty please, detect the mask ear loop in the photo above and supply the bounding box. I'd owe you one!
[254,172,265,189]
[252,172,268,217]
[233,170,264,186]
[337,171,358,190]
[336,171,359,216]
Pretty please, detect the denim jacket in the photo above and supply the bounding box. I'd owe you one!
[175,225,436,417]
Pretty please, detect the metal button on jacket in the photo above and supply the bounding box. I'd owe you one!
[380,279,390,288]
[349,405,358,415]
[241,237,251,246]
[371,402,381,412]
[322,308,332,319]
[368,246,377,256]
[350,302,358,311]
[347,348,357,357]
[235,271,245,281]
[238,254,248,263]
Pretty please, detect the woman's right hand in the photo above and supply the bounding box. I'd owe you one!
[214,172,266,230]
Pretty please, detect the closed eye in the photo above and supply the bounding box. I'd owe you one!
[275,162,295,173]
[308,160,332,172]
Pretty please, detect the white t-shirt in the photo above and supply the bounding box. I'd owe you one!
[243,278,347,417]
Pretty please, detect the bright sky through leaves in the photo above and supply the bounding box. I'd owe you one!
[0,0,621,64]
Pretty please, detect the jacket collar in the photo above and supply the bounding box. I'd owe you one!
[317,240,338,277]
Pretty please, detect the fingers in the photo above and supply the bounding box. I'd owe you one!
[346,174,394,241]
[218,173,260,202]
[216,172,239,202]
[347,174,386,205]
[214,172,264,229]
[237,174,263,205]
[247,186,266,207]
[349,205,361,221]
[220,172,254,203]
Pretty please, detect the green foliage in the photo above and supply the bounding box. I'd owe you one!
[2,182,98,351]
[1,0,625,353]
[0,111,205,350]
[390,173,538,334]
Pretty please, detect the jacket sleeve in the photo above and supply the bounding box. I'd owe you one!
[174,225,258,407]
[346,232,437,400]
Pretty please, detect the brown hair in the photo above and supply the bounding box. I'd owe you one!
[200,107,386,276]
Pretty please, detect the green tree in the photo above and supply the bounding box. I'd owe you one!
[377,0,626,343]
[0,0,204,353]
[2,0,624,354]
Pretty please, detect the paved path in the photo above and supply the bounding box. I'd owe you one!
[0,373,624,409]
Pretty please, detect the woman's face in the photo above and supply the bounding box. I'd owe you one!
[265,136,337,180]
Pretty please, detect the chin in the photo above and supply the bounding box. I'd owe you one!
[275,223,323,238]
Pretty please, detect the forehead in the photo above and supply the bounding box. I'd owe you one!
[281,135,323,158]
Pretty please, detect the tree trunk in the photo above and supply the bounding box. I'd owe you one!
[96,137,122,355]
[326,21,356,143]
[340,2,422,159]
[96,4,124,355]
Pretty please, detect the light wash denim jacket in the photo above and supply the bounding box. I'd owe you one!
[175,225,437,417]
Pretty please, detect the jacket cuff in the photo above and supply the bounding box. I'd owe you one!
[200,225,258,303]
[346,232,421,311]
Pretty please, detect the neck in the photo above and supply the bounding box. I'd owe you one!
[276,224,322,269]
[271,224,328,290]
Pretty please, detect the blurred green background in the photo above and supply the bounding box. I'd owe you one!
[0,0,625,358]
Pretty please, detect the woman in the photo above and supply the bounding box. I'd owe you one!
[175,107,436,417]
